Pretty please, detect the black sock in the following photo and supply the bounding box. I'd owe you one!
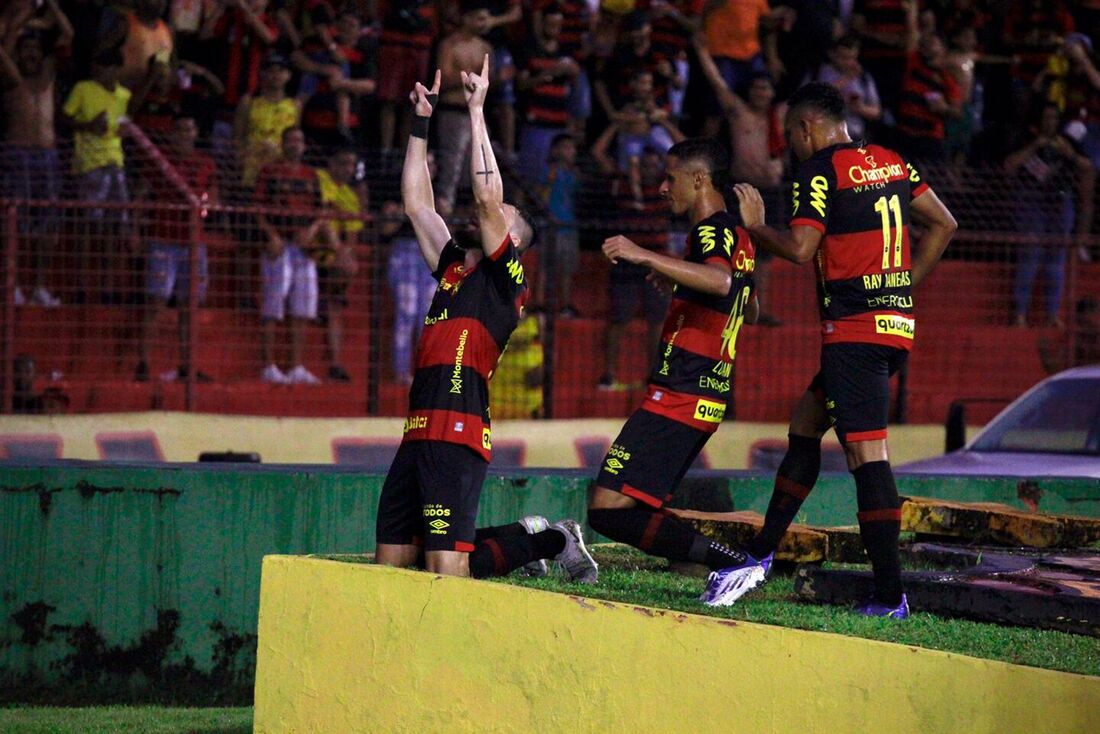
[747,434,821,559]
[588,507,744,570]
[474,522,526,543]
[468,530,565,579]
[854,461,903,606]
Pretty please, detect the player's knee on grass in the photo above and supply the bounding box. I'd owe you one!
[375,543,419,568]
[425,550,471,577]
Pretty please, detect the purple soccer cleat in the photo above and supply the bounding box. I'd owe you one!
[700,552,774,607]
[856,594,910,619]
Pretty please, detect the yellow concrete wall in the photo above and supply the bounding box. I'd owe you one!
[0,412,960,468]
[253,556,1100,734]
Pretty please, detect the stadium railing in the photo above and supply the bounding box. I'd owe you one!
[1,127,1097,423]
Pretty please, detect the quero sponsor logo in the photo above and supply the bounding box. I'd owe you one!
[482,428,492,450]
[694,398,726,423]
[874,314,915,339]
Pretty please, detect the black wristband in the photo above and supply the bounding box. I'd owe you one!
[410,93,439,139]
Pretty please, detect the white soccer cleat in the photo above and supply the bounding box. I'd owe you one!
[286,364,322,385]
[552,519,598,584]
[700,553,773,607]
[518,515,549,577]
[261,364,289,384]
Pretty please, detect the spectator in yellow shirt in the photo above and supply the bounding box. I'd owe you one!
[316,147,366,382]
[490,313,545,419]
[61,47,134,302]
[234,52,300,188]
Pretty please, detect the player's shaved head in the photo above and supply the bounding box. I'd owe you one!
[784,82,851,161]
[787,82,846,124]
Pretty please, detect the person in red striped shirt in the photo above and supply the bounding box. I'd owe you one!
[374,60,597,583]
[730,82,957,617]
[584,137,764,603]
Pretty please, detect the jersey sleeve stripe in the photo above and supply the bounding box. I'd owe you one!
[791,217,826,233]
[704,255,733,270]
[488,232,514,261]
[911,182,930,199]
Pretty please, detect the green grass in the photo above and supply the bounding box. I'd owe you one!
[490,546,1100,677]
[0,706,252,734]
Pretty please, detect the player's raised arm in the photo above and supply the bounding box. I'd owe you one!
[463,54,510,258]
[401,69,451,272]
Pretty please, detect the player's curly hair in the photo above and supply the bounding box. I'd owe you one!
[787,82,846,122]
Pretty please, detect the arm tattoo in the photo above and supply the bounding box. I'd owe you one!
[476,144,495,186]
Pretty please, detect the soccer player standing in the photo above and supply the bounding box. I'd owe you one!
[374,58,597,583]
[586,138,766,601]
[723,82,957,616]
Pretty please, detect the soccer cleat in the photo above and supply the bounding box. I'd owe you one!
[700,552,773,607]
[261,364,289,384]
[552,519,599,584]
[856,594,910,620]
[286,365,322,385]
[518,515,549,577]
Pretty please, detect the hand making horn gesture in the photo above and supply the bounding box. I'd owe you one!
[461,54,491,110]
[409,68,441,117]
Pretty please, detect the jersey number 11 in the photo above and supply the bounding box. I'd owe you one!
[875,194,903,270]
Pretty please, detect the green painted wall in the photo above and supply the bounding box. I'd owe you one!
[1,462,1097,702]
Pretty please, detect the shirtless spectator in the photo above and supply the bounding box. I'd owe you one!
[613,69,684,206]
[0,1,72,308]
[254,127,335,385]
[433,1,492,215]
[695,32,785,325]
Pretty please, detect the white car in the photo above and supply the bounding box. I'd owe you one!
[897,365,1100,479]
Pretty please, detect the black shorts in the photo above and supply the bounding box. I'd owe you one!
[809,343,909,444]
[596,409,710,508]
[610,263,669,325]
[375,440,487,552]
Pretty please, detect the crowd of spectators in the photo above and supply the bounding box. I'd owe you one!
[1,0,1099,386]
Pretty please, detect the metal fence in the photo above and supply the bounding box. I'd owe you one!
[2,127,1098,424]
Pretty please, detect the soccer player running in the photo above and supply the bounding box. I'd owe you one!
[724,82,957,616]
[586,137,767,604]
[374,57,597,583]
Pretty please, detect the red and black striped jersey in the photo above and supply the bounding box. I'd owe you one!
[530,0,591,59]
[518,44,572,127]
[638,0,703,59]
[790,142,929,350]
[253,161,321,240]
[402,235,528,461]
[642,211,755,433]
[898,51,961,141]
[852,0,910,61]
